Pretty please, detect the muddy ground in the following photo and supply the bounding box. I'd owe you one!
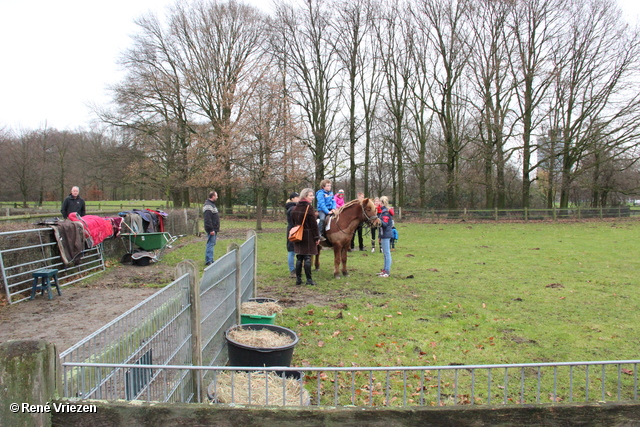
[0,228,335,354]
[0,228,205,353]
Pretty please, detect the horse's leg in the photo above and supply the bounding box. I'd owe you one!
[314,244,321,270]
[341,244,349,277]
[333,245,341,279]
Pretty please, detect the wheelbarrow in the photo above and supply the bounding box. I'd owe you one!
[120,231,180,266]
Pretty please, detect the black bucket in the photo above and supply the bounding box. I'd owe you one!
[225,324,298,367]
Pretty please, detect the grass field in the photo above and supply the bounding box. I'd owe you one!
[237,219,640,369]
[126,218,640,368]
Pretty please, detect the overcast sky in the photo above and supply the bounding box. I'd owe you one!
[0,0,638,131]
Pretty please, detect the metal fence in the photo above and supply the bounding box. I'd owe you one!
[60,232,258,403]
[0,227,104,304]
[59,360,639,407]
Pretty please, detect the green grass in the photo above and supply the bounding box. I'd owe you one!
[253,220,640,368]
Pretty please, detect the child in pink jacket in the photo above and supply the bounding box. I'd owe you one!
[334,189,345,209]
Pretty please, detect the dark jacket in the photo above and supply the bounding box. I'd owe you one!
[203,199,220,234]
[61,194,86,219]
[291,199,320,255]
[285,200,297,252]
[379,206,394,239]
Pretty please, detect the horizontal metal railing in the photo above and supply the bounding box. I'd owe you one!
[61,360,640,407]
[0,227,104,303]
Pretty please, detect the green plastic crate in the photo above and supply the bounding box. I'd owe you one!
[240,313,277,325]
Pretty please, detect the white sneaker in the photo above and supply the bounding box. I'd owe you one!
[371,247,375,253]
[379,273,390,278]
[376,270,387,276]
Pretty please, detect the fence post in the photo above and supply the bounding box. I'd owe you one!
[525,207,528,221]
[247,230,258,297]
[227,243,242,325]
[494,207,498,221]
[176,260,202,402]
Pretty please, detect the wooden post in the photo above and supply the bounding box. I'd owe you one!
[525,207,528,222]
[175,260,202,402]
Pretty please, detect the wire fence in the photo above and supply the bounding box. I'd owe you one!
[59,360,640,407]
[59,232,258,403]
[0,227,104,304]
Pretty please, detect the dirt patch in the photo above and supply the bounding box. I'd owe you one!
[0,286,157,352]
[0,236,202,353]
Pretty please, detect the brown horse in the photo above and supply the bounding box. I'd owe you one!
[315,198,381,278]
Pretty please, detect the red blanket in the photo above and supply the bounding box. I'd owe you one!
[68,213,115,247]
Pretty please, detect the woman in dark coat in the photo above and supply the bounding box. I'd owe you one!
[285,192,299,278]
[291,188,320,286]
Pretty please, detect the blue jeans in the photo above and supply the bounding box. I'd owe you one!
[288,251,295,272]
[381,238,392,273]
[205,233,217,264]
[318,211,327,236]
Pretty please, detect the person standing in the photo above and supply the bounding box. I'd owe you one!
[371,197,381,252]
[285,192,300,278]
[377,196,394,277]
[61,186,86,219]
[291,188,320,286]
[350,191,366,251]
[203,191,220,266]
[315,179,336,241]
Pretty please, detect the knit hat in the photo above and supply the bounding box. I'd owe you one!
[337,189,345,194]
[289,192,299,199]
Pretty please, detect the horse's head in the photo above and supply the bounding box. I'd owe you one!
[362,198,381,227]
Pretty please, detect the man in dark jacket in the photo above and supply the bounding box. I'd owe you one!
[203,191,220,266]
[61,186,86,219]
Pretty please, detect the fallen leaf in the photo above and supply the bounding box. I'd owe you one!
[622,368,633,375]
[375,342,385,347]
[482,303,486,308]
[307,309,315,315]
[332,330,341,337]
[317,340,325,347]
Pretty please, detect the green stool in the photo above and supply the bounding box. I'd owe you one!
[30,269,61,300]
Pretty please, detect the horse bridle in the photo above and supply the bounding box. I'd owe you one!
[360,201,379,227]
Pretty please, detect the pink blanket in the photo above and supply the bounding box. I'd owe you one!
[68,213,115,247]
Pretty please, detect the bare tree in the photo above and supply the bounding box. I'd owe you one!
[413,0,472,209]
[508,0,564,208]
[332,0,379,198]
[101,11,195,207]
[272,0,342,187]
[375,0,415,206]
[171,0,268,211]
[548,0,640,208]
[467,0,517,209]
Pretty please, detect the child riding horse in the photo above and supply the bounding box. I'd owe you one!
[315,198,381,278]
